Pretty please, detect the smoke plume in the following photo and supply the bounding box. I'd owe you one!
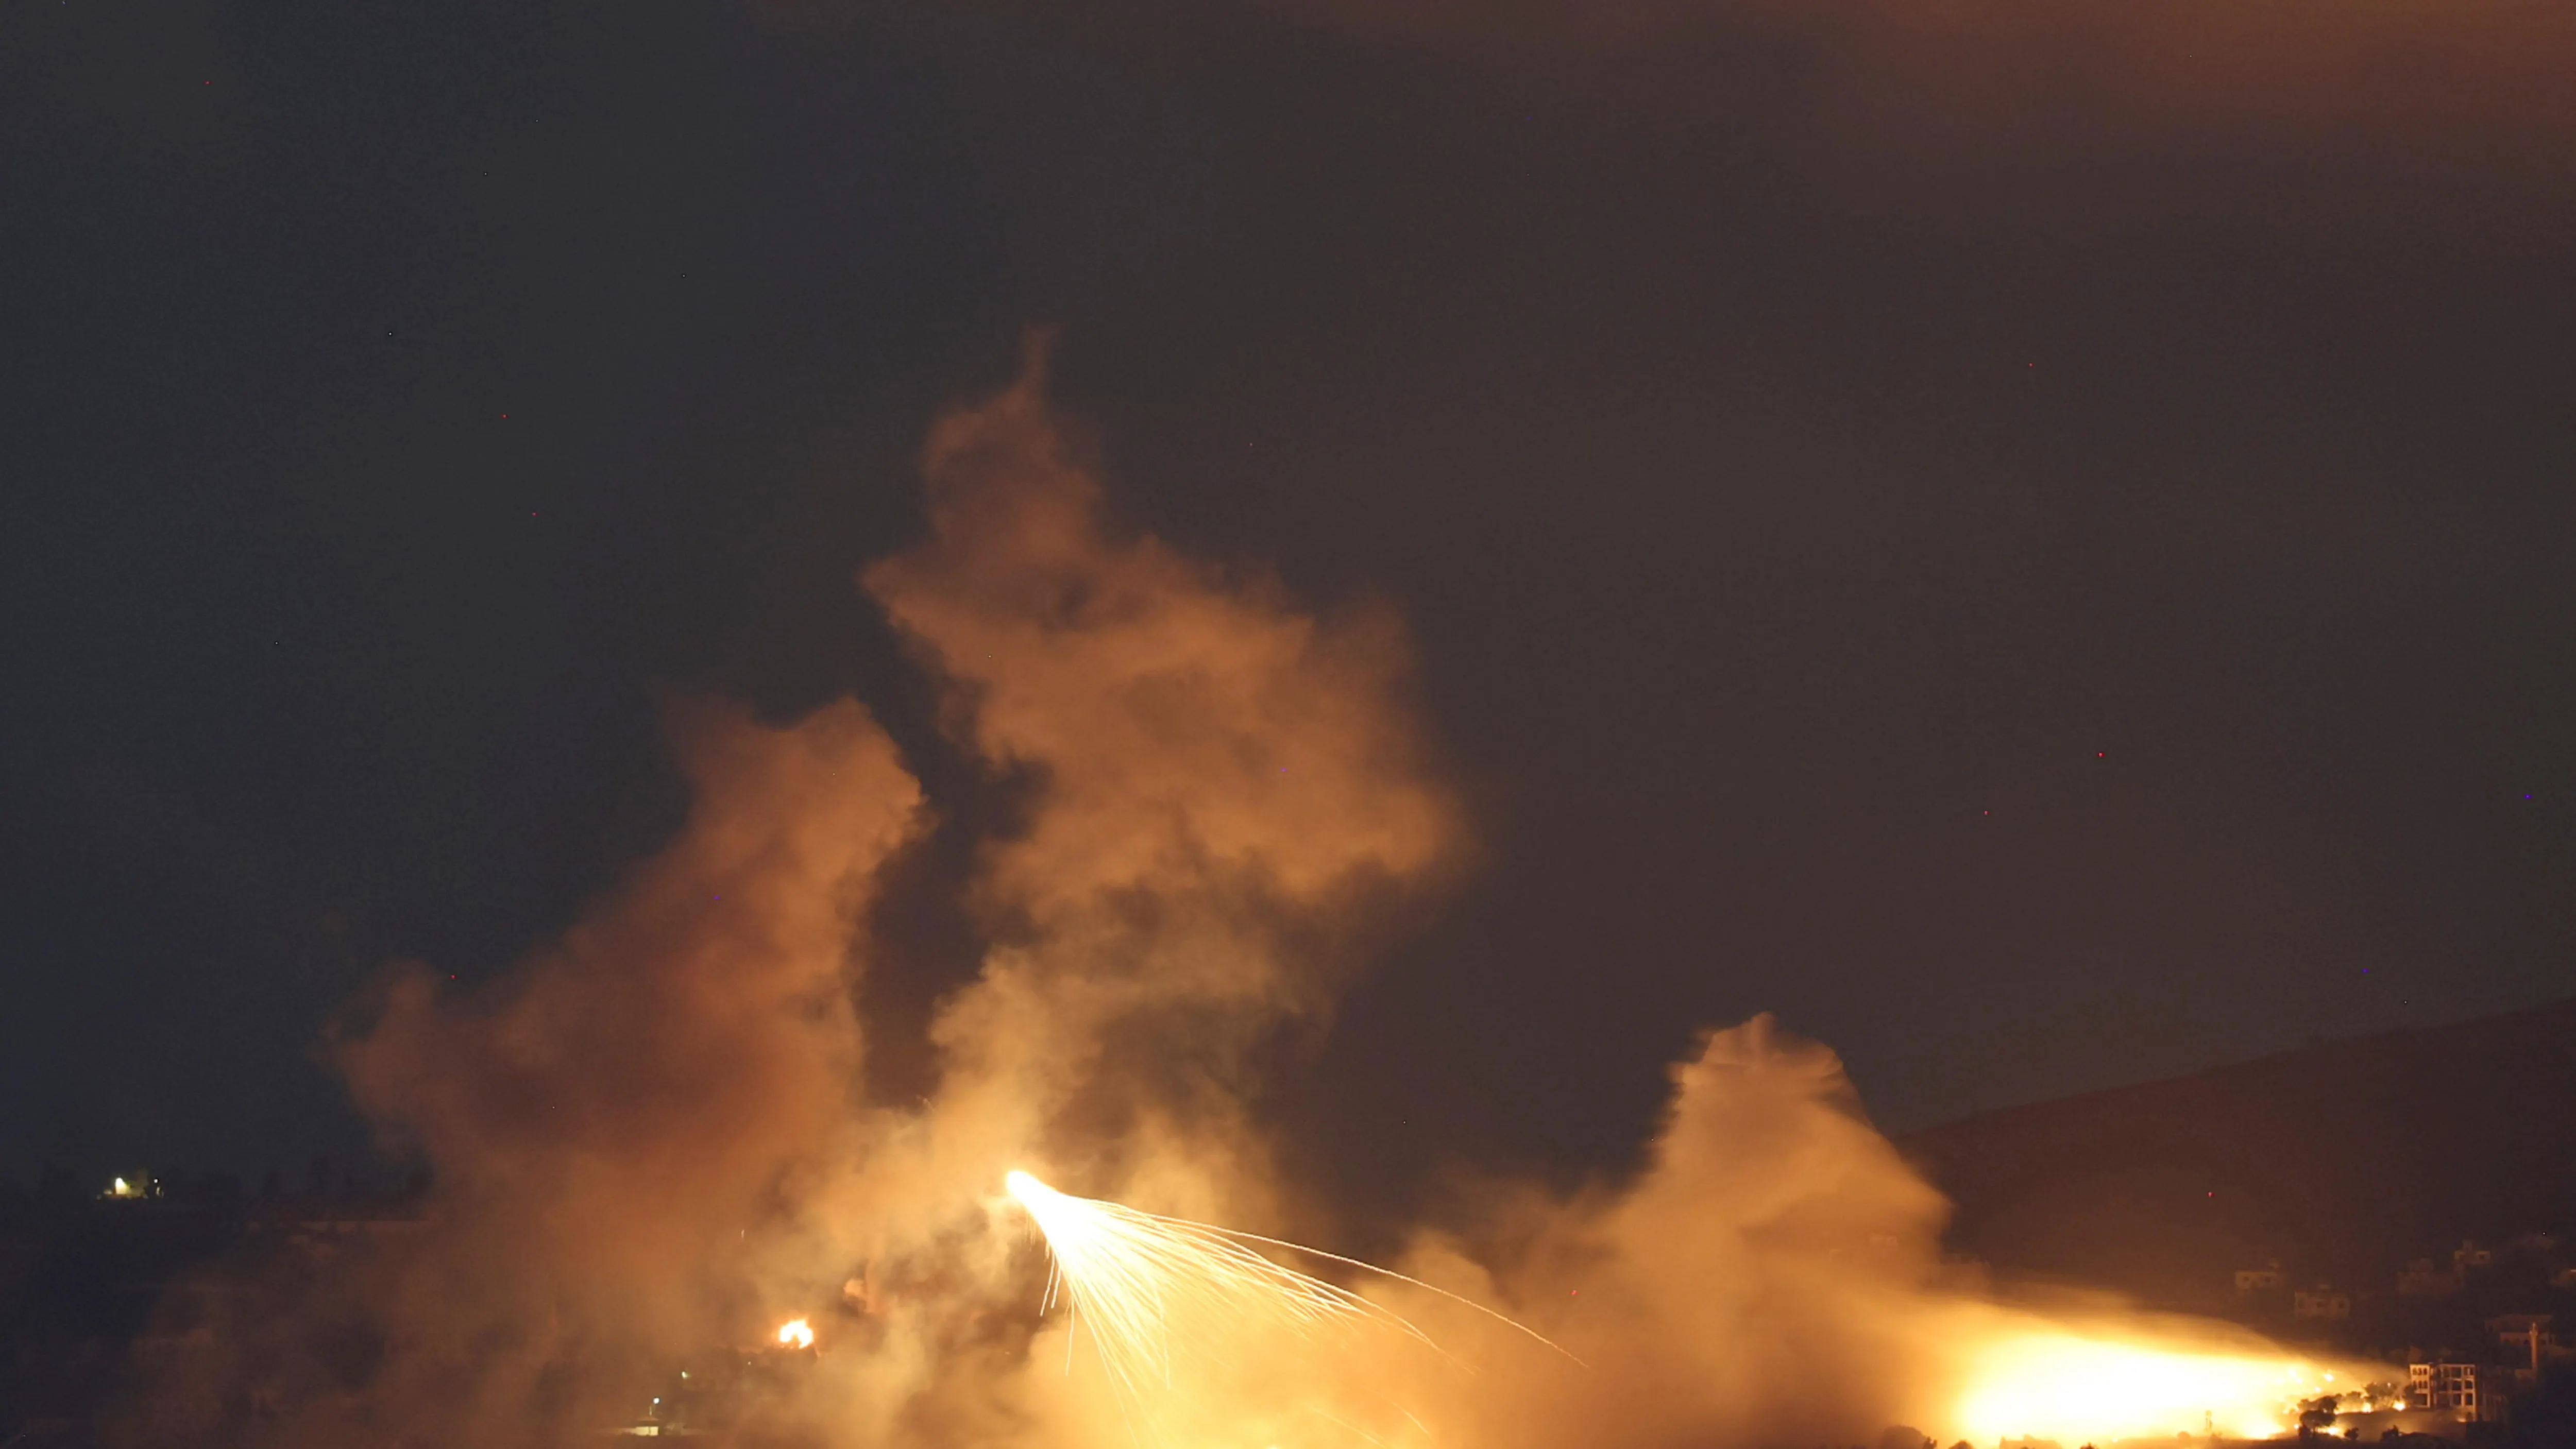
[865,340,1461,1210]
[132,353,2367,1449]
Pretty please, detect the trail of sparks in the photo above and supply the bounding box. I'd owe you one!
[1003,1170,1570,1440]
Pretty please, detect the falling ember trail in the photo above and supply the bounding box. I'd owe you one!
[1003,1170,1570,1428]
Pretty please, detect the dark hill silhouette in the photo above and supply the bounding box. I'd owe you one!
[1901,996,2576,1307]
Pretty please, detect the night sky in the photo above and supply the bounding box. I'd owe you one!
[6,0,2572,1211]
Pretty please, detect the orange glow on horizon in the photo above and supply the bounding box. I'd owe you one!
[1950,1327,2379,1443]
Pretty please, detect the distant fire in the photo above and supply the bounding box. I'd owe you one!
[775,1318,814,1350]
[1948,1327,2376,1442]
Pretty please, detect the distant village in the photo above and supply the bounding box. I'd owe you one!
[2219,1233,2576,1436]
[1,1165,433,1448]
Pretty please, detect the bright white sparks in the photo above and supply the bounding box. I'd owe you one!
[1004,1169,1567,1437]
[1006,1169,1433,1404]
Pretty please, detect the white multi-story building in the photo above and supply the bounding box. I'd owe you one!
[2409,1361,2493,1421]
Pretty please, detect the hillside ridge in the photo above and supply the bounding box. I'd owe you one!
[1901,996,2576,1305]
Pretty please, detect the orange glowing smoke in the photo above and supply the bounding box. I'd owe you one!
[154,350,2382,1449]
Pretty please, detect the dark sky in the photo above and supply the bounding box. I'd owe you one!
[5,0,2572,1207]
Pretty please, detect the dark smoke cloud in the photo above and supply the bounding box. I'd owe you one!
[1790,0,2576,171]
[914,0,2576,178]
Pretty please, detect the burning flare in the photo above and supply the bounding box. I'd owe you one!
[775,1318,815,1351]
[1004,1170,1564,1440]
[1005,1169,1431,1395]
